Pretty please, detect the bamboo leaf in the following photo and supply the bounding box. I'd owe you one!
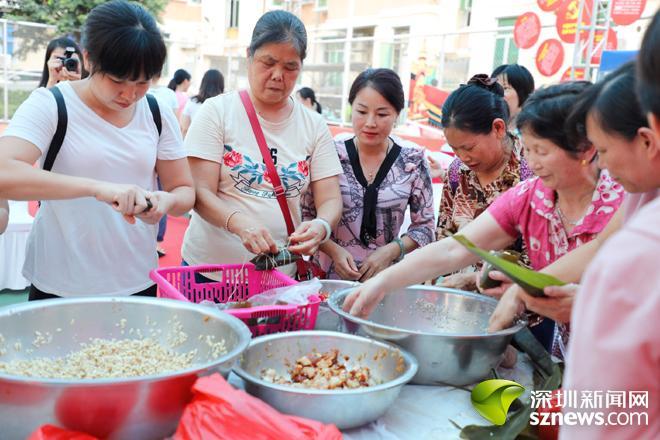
[452,235,565,297]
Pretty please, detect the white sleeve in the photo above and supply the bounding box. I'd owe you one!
[156,99,186,161]
[1,87,58,155]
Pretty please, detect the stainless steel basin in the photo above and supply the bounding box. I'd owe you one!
[328,285,526,386]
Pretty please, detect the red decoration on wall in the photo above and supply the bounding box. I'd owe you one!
[611,0,647,26]
[560,67,586,82]
[537,0,564,12]
[536,39,565,76]
[555,0,593,44]
[514,12,542,49]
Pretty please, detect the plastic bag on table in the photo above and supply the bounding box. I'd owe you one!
[28,425,98,440]
[210,279,322,311]
[174,373,342,440]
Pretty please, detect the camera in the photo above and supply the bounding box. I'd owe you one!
[57,47,79,73]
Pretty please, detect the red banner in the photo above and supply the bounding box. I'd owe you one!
[537,0,564,12]
[560,67,586,82]
[611,0,647,26]
[536,39,565,77]
[583,28,618,64]
[514,12,542,49]
[556,0,593,44]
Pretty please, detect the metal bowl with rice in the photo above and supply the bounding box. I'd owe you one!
[0,297,251,440]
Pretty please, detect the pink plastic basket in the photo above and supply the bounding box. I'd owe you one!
[149,264,320,337]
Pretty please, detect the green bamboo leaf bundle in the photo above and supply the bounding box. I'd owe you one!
[452,235,565,297]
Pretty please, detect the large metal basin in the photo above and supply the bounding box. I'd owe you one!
[328,286,526,386]
[233,330,418,429]
[314,280,360,331]
[0,297,251,440]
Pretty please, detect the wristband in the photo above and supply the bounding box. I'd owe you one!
[312,218,332,243]
[393,237,405,262]
[225,210,241,233]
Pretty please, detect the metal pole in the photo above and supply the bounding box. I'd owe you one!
[3,20,8,121]
[339,0,355,127]
[570,0,588,81]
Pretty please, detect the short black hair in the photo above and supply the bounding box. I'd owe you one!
[168,69,191,91]
[38,36,86,88]
[517,81,592,156]
[637,10,660,116]
[568,63,647,146]
[298,87,322,114]
[441,74,509,134]
[491,64,536,106]
[82,0,166,81]
[248,10,307,61]
[194,69,224,104]
[348,68,405,114]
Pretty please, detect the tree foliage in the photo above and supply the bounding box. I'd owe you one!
[7,0,168,35]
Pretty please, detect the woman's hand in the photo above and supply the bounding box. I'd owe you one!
[358,244,398,282]
[522,284,578,324]
[134,191,174,225]
[342,275,388,318]
[93,182,151,224]
[329,246,361,281]
[427,155,446,181]
[488,285,526,332]
[237,225,279,255]
[288,220,326,255]
[440,272,478,291]
[46,58,81,87]
[477,270,514,299]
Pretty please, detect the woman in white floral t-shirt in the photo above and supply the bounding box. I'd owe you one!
[182,11,342,278]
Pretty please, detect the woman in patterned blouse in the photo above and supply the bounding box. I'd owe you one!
[437,74,533,291]
[302,68,435,281]
[343,82,624,361]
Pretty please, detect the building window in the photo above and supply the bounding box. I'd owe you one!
[227,0,240,28]
[493,17,519,69]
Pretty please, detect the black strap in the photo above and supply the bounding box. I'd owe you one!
[42,91,162,173]
[42,87,67,172]
[345,137,401,245]
[146,94,162,136]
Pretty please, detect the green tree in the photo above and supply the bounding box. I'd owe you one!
[5,0,168,61]
[8,0,168,35]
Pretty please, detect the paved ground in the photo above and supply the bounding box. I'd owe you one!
[0,289,28,307]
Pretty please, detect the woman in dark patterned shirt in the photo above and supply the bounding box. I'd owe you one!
[437,74,533,291]
[302,68,435,281]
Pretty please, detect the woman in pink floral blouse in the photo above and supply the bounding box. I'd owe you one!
[302,69,435,281]
[343,82,624,359]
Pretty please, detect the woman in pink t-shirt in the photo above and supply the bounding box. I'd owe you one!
[489,63,658,338]
[343,82,623,358]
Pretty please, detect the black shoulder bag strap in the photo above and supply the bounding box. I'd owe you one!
[42,92,162,173]
[42,87,68,172]
[146,94,162,136]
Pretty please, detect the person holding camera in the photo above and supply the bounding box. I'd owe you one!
[38,37,86,88]
[0,1,194,300]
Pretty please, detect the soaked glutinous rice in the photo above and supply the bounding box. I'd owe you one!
[0,337,203,379]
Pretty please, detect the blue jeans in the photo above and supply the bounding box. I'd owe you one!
[181,260,215,284]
